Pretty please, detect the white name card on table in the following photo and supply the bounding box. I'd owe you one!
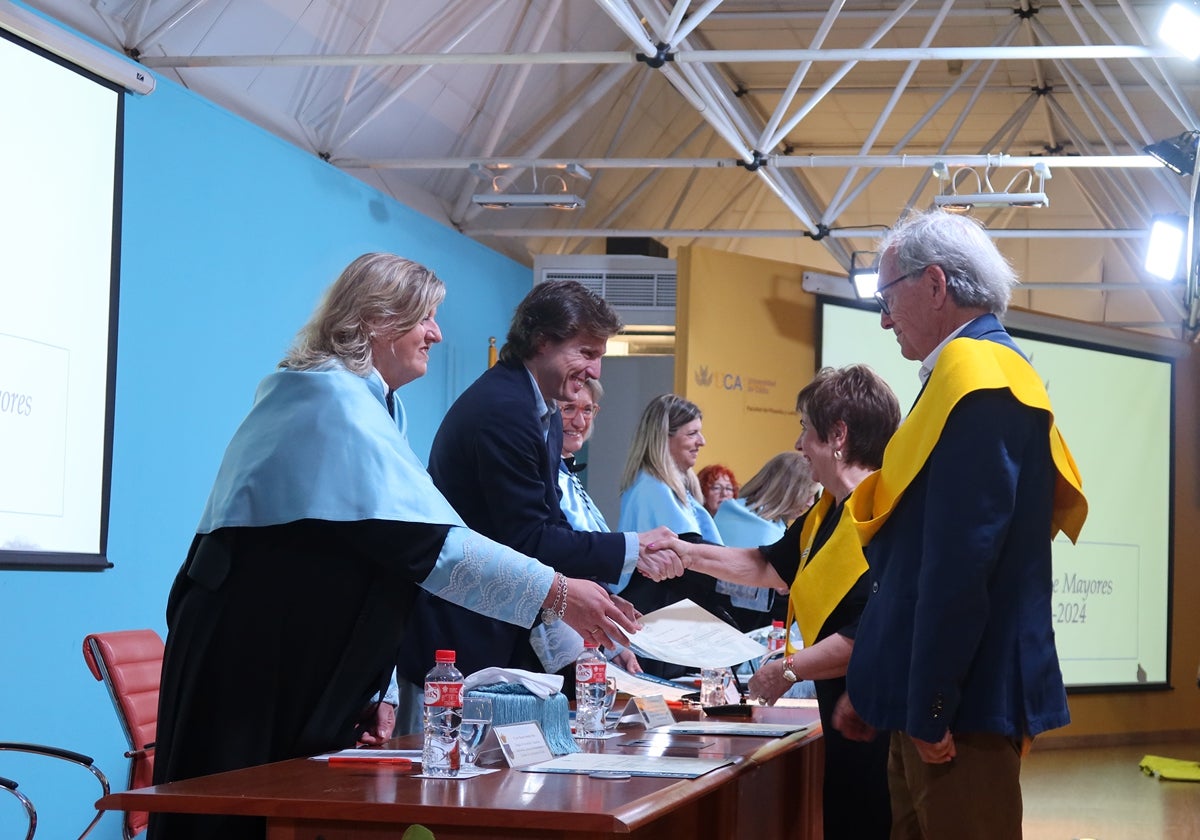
[631,695,676,729]
[493,721,554,769]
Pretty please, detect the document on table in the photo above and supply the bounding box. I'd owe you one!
[607,663,691,701]
[524,751,734,779]
[653,721,817,738]
[628,599,767,667]
[312,749,423,762]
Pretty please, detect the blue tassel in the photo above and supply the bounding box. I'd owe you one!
[467,683,580,755]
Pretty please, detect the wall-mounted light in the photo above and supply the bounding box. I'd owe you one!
[849,251,880,299]
[1144,215,1188,281]
[1143,130,1199,176]
[1159,3,1200,61]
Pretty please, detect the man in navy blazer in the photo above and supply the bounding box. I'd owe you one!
[834,210,1087,840]
[397,281,679,684]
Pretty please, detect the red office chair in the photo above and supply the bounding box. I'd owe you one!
[0,743,110,839]
[82,630,164,840]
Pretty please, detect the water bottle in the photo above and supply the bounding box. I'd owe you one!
[574,641,608,738]
[422,649,463,776]
[765,620,787,664]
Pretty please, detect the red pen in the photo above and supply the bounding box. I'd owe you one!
[328,755,413,769]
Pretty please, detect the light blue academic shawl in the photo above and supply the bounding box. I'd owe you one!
[713,498,785,548]
[195,363,553,628]
[617,470,723,545]
[712,497,786,612]
[556,460,609,533]
[198,364,465,533]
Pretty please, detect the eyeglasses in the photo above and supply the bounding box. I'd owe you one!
[560,403,598,419]
[873,267,924,315]
[709,484,734,495]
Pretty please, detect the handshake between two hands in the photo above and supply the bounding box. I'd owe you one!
[634,526,691,582]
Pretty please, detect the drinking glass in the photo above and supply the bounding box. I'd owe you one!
[601,676,619,731]
[700,666,733,707]
[459,696,493,771]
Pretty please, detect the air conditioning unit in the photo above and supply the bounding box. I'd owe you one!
[533,254,677,328]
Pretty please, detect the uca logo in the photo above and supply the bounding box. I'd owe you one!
[694,365,714,387]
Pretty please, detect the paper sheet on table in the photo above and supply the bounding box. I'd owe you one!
[628,599,767,668]
[606,663,691,701]
[655,721,816,737]
[525,751,734,779]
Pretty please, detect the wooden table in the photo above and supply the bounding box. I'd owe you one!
[100,705,824,839]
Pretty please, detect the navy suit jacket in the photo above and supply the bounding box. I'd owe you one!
[846,315,1070,742]
[397,359,627,680]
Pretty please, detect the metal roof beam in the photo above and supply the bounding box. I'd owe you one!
[137,44,1179,69]
[334,154,1161,170]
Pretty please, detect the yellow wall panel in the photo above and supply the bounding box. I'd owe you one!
[675,245,818,482]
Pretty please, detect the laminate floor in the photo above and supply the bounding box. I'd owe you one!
[1021,738,1200,840]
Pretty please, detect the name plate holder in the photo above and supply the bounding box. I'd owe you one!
[493,721,554,769]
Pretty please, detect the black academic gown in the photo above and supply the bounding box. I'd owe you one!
[149,518,447,840]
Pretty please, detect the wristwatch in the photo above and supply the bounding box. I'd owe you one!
[781,654,798,683]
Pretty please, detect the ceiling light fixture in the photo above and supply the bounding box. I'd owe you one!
[1158,3,1200,61]
[931,161,1051,212]
[472,192,586,210]
[849,250,880,299]
[471,166,588,210]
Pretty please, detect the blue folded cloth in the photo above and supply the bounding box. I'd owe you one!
[467,682,579,755]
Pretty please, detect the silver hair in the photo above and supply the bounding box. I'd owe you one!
[879,209,1018,315]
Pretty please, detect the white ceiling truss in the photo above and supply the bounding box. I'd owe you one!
[26,0,1200,341]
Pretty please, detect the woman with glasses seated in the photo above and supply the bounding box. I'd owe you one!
[530,378,644,678]
[698,463,739,518]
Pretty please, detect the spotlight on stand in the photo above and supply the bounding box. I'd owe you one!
[1143,130,1200,176]
[1143,128,1200,337]
[849,251,880,300]
[1158,3,1200,61]
[1144,215,1188,281]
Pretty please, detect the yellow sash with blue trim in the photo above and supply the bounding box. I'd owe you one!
[846,337,1087,546]
[785,493,868,651]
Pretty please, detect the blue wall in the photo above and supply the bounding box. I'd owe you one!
[0,21,530,836]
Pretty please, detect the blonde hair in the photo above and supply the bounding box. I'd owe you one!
[619,394,703,505]
[739,451,818,523]
[282,253,445,375]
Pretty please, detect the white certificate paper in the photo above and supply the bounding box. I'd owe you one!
[525,752,733,779]
[628,599,767,667]
[655,721,816,737]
